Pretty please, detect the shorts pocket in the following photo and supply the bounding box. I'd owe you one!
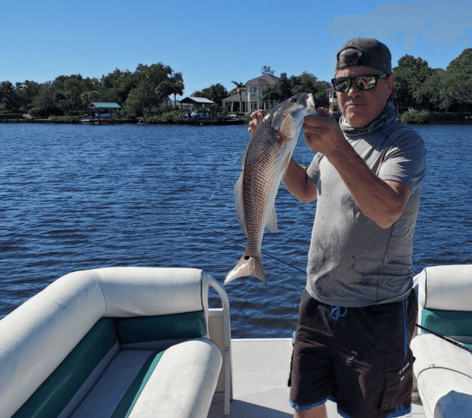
[379,353,415,413]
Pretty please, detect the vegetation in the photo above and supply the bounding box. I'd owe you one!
[261,72,330,108]
[1,50,471,124]
[261,66,275,76]
[0,63,185,120]
[141,107,186,124]
[393,49,472,114]
[399,110,472,124]
[231,81,246,114]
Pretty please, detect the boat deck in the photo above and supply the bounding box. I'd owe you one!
[209,338,426,418]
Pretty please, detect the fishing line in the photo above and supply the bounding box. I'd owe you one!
[166,130,307,276]
[195,223,306,275]
[169,210,187,236]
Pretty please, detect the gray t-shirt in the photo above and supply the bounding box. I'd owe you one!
[305,112,426,307]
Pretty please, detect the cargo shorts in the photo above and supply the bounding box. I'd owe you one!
[289,289,417,418]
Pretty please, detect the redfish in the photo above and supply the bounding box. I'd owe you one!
[225,93,315,285]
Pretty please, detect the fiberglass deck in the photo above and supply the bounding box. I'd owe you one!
[208,338,426,418]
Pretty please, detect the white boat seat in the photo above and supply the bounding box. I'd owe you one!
[412,264,472,418]
[0,267,229,418]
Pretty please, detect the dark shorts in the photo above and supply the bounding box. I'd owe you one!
[289,289,417,418]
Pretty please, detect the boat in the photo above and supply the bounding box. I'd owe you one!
[1,264,471,417]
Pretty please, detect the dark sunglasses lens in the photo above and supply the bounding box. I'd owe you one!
[355,75,377,90]
[334,78,351,92]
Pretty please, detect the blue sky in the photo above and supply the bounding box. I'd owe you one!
[1,1,471,98]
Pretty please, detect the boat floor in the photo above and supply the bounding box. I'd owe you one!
[208,338,426,418]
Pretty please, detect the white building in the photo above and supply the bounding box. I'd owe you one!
[222,74,279,113]
[326,86,341,117]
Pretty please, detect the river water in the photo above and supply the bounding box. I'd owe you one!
[1,123,471,337]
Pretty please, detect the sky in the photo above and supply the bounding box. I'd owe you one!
[1,0,472,98]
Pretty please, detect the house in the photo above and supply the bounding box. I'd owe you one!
[326,86,341,118]
[222,74,279,113]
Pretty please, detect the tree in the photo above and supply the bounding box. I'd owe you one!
[11,81,40,114]
[261,72,330,108]
[49,74,98,115]
[124,63,175,116]
[414,68,446,110]
[30,82,61,117]
[261,66,275,76]
[231,81,246,112]
[440,49,472,110]
[100,69,136,105]
[192,83,228,106]
[170,72,184,108]
[290,72,330,108]
[80,90,100,108]
[0,81,19,112]
[393,55,435,112]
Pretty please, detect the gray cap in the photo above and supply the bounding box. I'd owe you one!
[335,38,392,74]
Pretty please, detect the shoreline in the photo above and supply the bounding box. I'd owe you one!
[0,118,249,126]
[2,120,470,126]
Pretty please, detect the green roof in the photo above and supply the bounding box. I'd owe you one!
[89,102,122,109]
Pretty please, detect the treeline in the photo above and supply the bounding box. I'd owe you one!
[0,63,184,119]
[1,49,471,121]
[393,49,472,113]
[261,72,330,108]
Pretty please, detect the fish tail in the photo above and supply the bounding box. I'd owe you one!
[225,251,267,285]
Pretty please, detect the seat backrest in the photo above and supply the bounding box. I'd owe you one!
[415,264,472,342]
[0,267,208,418]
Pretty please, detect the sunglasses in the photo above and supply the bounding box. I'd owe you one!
[331,73,388,92]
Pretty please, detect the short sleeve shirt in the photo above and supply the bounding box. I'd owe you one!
[305,116,426,307]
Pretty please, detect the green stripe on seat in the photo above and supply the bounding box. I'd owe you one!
[13,318,118,418]
[111,350,165,418]
[114,311,206,344]
[422,308,472,338]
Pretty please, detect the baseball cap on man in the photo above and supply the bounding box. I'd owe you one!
[335,38,392,74]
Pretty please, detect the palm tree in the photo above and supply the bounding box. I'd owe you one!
[232,81,246,112]
[171,72,184,108]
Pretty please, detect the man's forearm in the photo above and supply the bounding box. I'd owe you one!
[283,158,317,203]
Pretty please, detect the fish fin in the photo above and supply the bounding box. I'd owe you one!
[225,251,267,285]
[277,114,296,144]
[265,203,278,233]
[264,148,292,234]
[234,172,247,236]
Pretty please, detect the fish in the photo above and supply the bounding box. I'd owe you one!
[225,92,315,285]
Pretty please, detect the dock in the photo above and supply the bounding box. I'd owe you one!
[177,117,247,126]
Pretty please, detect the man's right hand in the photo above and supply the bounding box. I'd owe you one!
[248,110,266,135]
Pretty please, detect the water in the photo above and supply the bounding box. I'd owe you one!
[1,123,471,338]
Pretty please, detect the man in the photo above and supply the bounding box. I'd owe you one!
[249,38,426,418]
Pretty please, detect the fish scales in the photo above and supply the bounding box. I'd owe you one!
[225,93,315,285]
[243,126,279,255]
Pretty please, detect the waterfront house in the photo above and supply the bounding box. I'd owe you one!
[326,86,341,118]
[222,74,279,113]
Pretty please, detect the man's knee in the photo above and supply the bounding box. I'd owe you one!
[293,404,327,418]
